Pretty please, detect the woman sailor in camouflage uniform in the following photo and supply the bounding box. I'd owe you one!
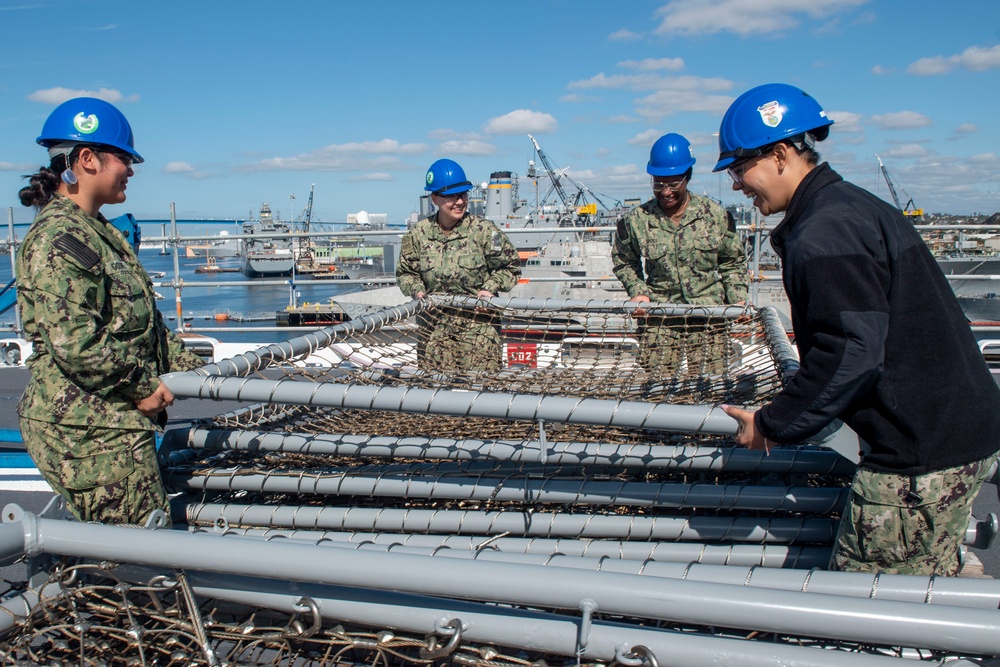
[16,97,204,525]
[612,133,747,379]
[396,159,521,371]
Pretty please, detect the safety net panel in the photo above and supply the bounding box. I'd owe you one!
[174,296,793,441]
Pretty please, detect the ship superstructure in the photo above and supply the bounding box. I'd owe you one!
[241,202,294,277]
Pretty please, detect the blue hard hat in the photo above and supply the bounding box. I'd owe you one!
[712,83,832,172]
[425,158,472,195]
[36,97,144,164]
[647,133,696,176]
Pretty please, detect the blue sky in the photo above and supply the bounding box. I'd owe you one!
[1,0,999,226]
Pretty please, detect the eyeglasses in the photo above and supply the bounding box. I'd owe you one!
[103,149,134,168]
[435,191,469,202]
[726,145,775,186]
[651,179,686,193]
[727,161,750,187]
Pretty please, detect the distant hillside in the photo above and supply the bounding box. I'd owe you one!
[923,212,1000,225]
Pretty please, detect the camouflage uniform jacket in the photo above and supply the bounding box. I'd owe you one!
[396,213,521,297]
[612,193,747,304]
[16,194,203,430]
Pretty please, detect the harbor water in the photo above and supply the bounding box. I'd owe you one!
[0,247,360,344]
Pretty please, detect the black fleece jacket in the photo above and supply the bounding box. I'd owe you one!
[755,163,1000,475]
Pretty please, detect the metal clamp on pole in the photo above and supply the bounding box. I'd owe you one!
[419,617,463,660]
[614,643,659,667]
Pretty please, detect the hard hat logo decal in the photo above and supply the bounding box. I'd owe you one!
[757,101,783,128]
[426,171,434,187]
[73,112,99,135]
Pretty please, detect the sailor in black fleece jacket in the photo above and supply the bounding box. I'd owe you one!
[714,83,1000,576]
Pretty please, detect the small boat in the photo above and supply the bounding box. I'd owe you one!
[194,257,240,274]
[309,265,350,280]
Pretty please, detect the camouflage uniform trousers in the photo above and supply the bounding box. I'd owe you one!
[636,316,730,377]
[416,310,503,372]
[829,453,997,576]
[20,417,171,526]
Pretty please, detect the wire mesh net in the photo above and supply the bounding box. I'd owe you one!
[2,299,993,663]
[195,296,786,436]
[157,298,850,547]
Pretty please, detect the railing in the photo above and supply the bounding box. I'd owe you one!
[4,204,1000,338]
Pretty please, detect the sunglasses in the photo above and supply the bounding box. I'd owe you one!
[102,149,135,168]
[435,191,469,202]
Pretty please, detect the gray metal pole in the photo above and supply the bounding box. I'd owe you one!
[187,528,999,609]
[6,508,999,655]
[478,295,750,318]
[195,298,425,377]
[0,579,65,636]
[204,527,830,568]
[161,376,741,435]
[172,473,845,513]
[326,539,1000,610]
[186,503,836,543]
[166,427,855,475]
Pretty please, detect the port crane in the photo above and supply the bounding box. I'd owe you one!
[526,135,618,218]
[875,154,923,218]
[296,183,315,231]
[527,134,573,211]
[294,183,316,268]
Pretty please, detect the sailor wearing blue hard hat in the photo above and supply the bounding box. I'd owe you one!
[611,132,748,374]
[396,158,521,371]
[17,97,204,526]
[716,84,1000,577]
[712,82,832,216]
[645,132,697,213]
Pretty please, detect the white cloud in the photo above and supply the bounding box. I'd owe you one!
[871,64,894,76]
[569,68,733,122]
[560,93,599,103]
[569,72,667,91]
[651,0,869,37]
[437,140,497,156]
[968,153,998,165]
[907,44,1000,75]
[628,129,663,146]
[601,164,648,187]
[618,57,684,72]
[570,72,730,93]
[348,172,394,182]
[826,110,863,133]
[869,111,932,130]
[0,161,36,171]
[483,109,557,135]
[163,161,196,174]
[428,128,480,141]
[955,123,979,135]
[606,114,640,124]
[244,155,412,172]
[239,139,428,172]
[881,144,929,160]
[633,76,733,120]
[27,87,139,104]
[634,89,733,120]
[608,29,641,42]
[313,139,427,155]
